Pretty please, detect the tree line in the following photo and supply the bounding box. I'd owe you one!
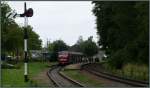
[92,1,149,68]
[1,2,42,59]
[47,36,99,61]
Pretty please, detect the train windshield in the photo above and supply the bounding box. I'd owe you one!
[58,53,68,58]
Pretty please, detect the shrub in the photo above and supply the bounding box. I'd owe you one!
[122,63,149,81]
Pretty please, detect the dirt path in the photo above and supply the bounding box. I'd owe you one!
[32,68,55,87]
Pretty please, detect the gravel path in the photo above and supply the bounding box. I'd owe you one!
[32,68,55,87]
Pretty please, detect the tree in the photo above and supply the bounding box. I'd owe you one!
[92,1,149,68]
[27,25,42,50]
[70,36,98,57]
[81,36,98,57]
[6,24,23,53]
[1,2,24,57]
[69,36,84,52]
[48,42,54,52]
[1,2,12,53]
[1,2,42,61]
[52,40,69,52]
[76,36,84,45]
[48,40,69,61]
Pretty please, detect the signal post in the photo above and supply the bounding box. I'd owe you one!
[6,2,33,82]
[22,2,33,82]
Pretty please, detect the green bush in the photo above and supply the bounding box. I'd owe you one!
[102,63,149,81]
[122,63,148,81]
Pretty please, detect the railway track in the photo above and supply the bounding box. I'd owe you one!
[47,65,83,87]
[82,64,149,87]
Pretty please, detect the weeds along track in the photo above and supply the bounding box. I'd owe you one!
[47,65,83,87]
[82,63,149,87]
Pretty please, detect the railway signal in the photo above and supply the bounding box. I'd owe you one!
[23,2,34,82]
[6,2,33,82]
[6,5,33,18]
[20,8,33,17]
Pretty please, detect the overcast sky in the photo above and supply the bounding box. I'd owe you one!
[7,1,98,47]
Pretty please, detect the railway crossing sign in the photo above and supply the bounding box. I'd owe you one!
[6,2,33,82]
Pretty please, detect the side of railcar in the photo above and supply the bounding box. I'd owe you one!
[58,51,84,65]
[69,52,84,64]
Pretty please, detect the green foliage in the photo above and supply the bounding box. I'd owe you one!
[27,26,42,50]
[70,36,98,57]
[122,63,148,81]
[52,40,69,52]
[69,36,84,52]
[48,40,69,60]
[102,63,148,81]
[1,2,42,58]
[92,1,149,68]
[81,36,98,57]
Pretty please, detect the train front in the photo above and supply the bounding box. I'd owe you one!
[58,51,69,65]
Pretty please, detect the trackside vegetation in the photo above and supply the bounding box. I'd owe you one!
[1,2,42,61]
[102,63,148,81]
[92,1,149,78]
[62,69,102,87]
[1,62,56,87]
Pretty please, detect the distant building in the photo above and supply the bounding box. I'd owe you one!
[93,50,105,62]
[30,50,42,59]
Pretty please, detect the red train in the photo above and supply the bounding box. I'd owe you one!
[58,51,84,65]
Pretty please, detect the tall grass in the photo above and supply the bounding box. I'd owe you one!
[102,63,149,81]
[122,63,148,81]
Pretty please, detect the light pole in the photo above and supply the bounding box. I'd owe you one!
[6,2,33,82]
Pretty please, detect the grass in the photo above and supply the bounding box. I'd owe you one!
[122,63,149,81]
[1,61,57,87]
[62,69,102,87]
[1,66,28,87]
[102,63,149,81]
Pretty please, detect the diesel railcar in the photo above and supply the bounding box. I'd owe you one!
[58,51,84,65]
